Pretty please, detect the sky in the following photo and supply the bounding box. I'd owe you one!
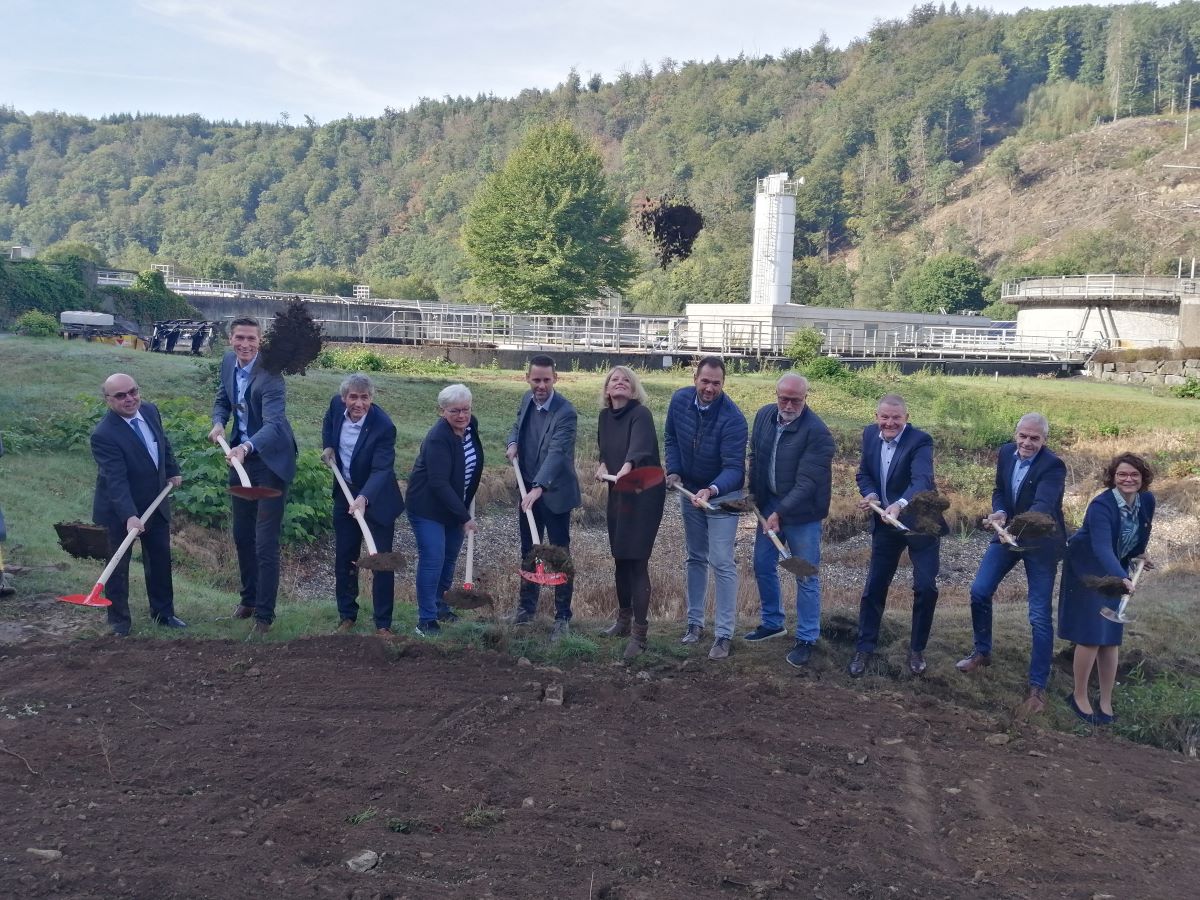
[2,0,1130,124]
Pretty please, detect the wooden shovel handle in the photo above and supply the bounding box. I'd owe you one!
[753,508,791,557]
[987,519,1020,547]
[598,473,619,483]
[670,482,717,511]
[215,434,253,489]
[465,499,475,586]
[95,483,173,587]
[510,457,541,541]
[868,501,909,531]
[325,459,379,555]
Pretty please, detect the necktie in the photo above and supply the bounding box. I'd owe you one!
[131,418,158,467]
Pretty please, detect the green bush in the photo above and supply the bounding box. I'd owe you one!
[314,346,458,376]
[802,355,852,382]
[1170,377,1200,399]
[14,309,60,337]
[785,327,825,365]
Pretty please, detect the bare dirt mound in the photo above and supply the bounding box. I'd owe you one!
[1,636,1196,899]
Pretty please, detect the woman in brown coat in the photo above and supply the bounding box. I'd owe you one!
[595,366,666,657]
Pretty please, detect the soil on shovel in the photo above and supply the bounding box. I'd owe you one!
[1,636,1198,899]
[52,522,109,562]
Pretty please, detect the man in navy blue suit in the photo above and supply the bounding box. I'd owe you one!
[851,394,947,677]
[208,317,297,634]
[956,413,1066,714]
[321,374,404,635]
[90,373,183,636]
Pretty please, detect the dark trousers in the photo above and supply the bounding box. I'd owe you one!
[517,501,573,619]
[857,527,940,653]
[333,501,397,629]
[230,457,288,624]
[103,516,174,631]
[614,558,651,626]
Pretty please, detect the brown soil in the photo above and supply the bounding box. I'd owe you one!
[2,635,1197,899]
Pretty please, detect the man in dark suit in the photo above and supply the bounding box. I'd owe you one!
[208,317,297,634]
[321,374,404,635]
[957,413,1066,714]
[505,354,581,640]
[851,393,947,677]
[90,373,183,635]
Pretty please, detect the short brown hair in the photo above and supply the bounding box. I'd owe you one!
[528,354,556,371]
[229,316,261,332]
[695,355,726,375]
[1102,453,1153,491]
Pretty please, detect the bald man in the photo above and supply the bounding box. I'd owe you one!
[90,373,184,635]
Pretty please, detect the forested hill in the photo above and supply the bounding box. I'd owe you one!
[1,2,1197,314]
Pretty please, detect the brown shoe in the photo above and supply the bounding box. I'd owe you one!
[602,609,633,638]
[907,650,927,676]
[1019,685,1046,716]
[376,627,394,637]
[955,651,991,673]
[251,621,271,635]
[232,604,254,620]
[623,622,648,660]
[335,619,355,634]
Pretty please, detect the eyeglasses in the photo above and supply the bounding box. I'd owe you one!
[107,387,140,401]
[444,407,472,416]
[776,395,805,406]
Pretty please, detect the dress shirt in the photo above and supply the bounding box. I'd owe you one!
[338,412,364,482]
[125,413,159,468]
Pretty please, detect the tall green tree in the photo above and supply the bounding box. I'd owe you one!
[462,121,635,314]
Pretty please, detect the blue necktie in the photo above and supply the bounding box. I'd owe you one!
[131,418,158,467]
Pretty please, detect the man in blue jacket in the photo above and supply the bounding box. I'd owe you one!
[851,394,947,677]
[664,356,748,661]
[208,317,298,635]
[321,374,405,635]
[956,413,1066,715]
[745,373,835,668]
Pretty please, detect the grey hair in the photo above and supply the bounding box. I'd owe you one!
[339,373,375,398]
[777,372,809,394]
[877,393,907,412]
[1017,412,1049,437]
[438,383,472,409]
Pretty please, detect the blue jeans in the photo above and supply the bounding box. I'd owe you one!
[680,496,739,639]
[408,514,465,625]
[969,541,1058,688]
[753,499,822,642]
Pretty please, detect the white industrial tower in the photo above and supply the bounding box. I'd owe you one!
[749,172,802,305]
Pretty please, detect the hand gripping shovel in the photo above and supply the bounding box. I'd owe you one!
[512,457,569,585]
[985,518,1024,551]
[1100,558,1146,624]
[598,466,666,493]
[325,459,407,572]
[668,481,718,511]
[868,501,910,532]
[752,507,818,577]
[443,500,494,609]
[215,435,282,500]
[58,483,173,607]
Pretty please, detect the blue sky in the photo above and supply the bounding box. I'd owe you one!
[2,1,1126,123]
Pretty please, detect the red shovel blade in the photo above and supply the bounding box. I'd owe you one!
[520,564,569,586]
[229,485,283,500]
[613,467,666,493]
[58,583,113,607]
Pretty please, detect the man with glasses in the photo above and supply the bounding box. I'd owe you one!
[90,373,184,635]
[664,356,748,661]
[745,373,835,667]
[208,317,297,635]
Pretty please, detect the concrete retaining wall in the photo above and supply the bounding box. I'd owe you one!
[1087,357,1200,385]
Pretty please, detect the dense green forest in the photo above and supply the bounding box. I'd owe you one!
[0,2,1197,315]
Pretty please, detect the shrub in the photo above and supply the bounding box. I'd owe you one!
[1170,377,1200,399]
[785,327,825,365]
[802,355,852,382]
[314,346,458,376]
[14,309,60,337]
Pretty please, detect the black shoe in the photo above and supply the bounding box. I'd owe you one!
[786,640,814,668]
[1064,692,1097,725]
[1095,709,1116,725]
[155,616,188,629]
[416,619,441,637]
[509,609,535,626]
[438,609,459,623]
[847,651,872,678]
[111,625,130,637]
[232,604,254,620]
[743,624,787,642]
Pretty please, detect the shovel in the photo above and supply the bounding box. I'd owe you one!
[985,517,1023,550]
[1100,558,1145,624]
[598,466,666,493]
[512,457,569,585]
[443,499,494,609]
[668,481,718,511]
[58,483,173,607]
[325,459,407,572]
[868,501,910,532]
[215,435,283,500]
[752,507,818,577]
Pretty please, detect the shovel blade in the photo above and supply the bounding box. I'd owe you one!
[779,557,818,577]
[520,569,569,586]
[442,586,494,609]
[58,584,112,607]
[1100,608,1133,624]
[614,467,665,493]
[229,485,283,500]
[356,551,408,572]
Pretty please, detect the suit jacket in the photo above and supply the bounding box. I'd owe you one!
[506,391,581,515]
[212,351,297,484]
[91,402,180,528]
[991,443,1067,549]
[855,423,947,535]
[321,397,404,525]
[1066,490,1155,579]
[406,416,485,526]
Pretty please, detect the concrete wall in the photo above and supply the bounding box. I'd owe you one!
[1016,301,1180,346]
[1087,356,1200,385]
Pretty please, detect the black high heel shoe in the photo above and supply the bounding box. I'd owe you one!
[1064,692,1097,725]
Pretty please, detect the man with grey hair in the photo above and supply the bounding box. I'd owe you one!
[957,412,1066,714]
[321,373,404,635]
[745,373,835,668]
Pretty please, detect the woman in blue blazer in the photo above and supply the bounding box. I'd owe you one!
[1058,453,1155,725]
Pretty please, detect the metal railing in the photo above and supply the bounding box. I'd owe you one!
[1001,275,1198,301]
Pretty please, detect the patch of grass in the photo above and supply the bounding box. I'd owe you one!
[1113,664,1200,756]
[346,806,379,826]
[461,803,505,828]
[387,817,423,834]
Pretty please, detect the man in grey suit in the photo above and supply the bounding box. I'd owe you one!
[91,373,183,635]
[505,354,581,640]
[208,317,297,634]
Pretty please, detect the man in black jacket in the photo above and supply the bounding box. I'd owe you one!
[745,373,836,667]
[90,373,183,635]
